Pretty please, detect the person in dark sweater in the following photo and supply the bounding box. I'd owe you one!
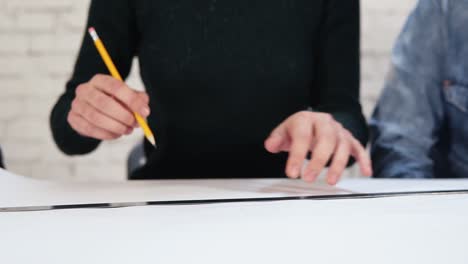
[51,0,372,183]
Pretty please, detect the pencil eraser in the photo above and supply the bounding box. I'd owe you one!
[88,27,98,40]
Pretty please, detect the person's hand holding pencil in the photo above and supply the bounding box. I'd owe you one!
[68,74,150,141]
[67,27,156,146]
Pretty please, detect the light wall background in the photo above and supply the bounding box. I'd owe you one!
[0,0,417,181]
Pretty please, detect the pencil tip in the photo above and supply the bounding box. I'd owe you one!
[148,136,157,148]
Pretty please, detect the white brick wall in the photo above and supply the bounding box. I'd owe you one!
[0,0,417,181]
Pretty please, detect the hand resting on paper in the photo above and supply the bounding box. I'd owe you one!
[264,111,373,185]
[67,74,150,140]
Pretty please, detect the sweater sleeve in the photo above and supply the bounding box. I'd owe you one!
[313,0,368,147]
[50,0,138,155]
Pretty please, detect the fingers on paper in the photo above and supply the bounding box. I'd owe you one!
[285,114,313,179]
[304,115,337,183]
[350,138,373,177]
[264,111,373,185]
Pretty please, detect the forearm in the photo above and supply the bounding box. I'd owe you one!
[50,0,137,155]
[314,0,366,144]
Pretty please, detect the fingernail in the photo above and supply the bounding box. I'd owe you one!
[289,165,300,178]
[266,138,280,153]
[327,179,337,186]
[141,107,150,117]
[327,174,337,185]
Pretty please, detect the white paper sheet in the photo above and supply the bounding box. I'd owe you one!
[1,168,468,209]
[337,177,468,192]
[0,169,350,208]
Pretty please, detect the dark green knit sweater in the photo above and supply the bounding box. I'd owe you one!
[51,0,367,179]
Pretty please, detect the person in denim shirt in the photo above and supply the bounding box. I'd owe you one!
[371,0,468,178]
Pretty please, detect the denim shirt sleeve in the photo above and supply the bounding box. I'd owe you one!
[370,0,447,178]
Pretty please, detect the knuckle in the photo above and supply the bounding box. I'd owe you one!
[110,80,123,92]
[124,114,135,126]
[338,130,350,142]
[320,113,333,122]
[87,87,98,101]
[334,155,348,166]
[90,74,103,84]
[114,123,126,134]
[313,156,329,166]
[81,106,96,122]
[325,124,339,136]
[290,153,304,161]
[140,94,150,104]
[87,110,98,122]
[343,129,352,138]
[342,141,352,152]
[95,94,108,107]
[75,84,87,97]
[105,82,120,95]
[82,123,93,136]
[328,168,343,177]
[296,111,311,121]
[71,99,79,112]
[95,73,107,81]
[129,94,143,109]
[66,112,74,125]
[295,130,310,141]
[80,106,90,118]
[93,74,120,93]
[142,93,150,102]
[317,131,337,143]
[336,122,344,130]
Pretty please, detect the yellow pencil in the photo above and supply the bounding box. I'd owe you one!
[88,27,156,147]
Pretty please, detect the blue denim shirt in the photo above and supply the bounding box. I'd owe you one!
[370,0,468,178]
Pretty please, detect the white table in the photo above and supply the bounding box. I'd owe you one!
[1,169,467,264]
